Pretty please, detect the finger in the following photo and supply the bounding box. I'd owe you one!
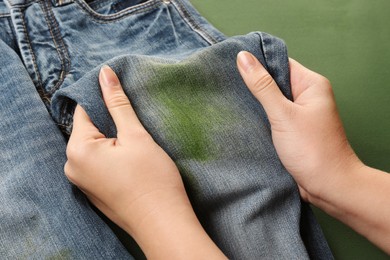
[289,58,313,99]
[99,65,144,136]
[71,105,104,141]
[289,58,329,100]
[237,51,289,119]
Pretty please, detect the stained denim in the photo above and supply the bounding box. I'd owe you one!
[0,0,333,258]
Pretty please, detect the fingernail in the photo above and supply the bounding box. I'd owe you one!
[100,65,119,88]
[237,51,257,73]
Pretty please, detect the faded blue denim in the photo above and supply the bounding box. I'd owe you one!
[0,0,333,258]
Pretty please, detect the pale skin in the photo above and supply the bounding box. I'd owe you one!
[64,65,226,259]
[237,51,390,255]
[65,53,390,257]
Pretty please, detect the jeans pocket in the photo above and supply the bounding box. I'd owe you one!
[73,0,162,21]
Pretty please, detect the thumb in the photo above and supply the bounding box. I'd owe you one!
[99,65,145,139]
[237,51,289,120]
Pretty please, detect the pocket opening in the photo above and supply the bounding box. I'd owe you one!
[83,0,150,15]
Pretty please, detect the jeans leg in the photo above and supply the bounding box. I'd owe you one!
[0,40,132,259]
[2,0,333,257]
[53,32,333,260]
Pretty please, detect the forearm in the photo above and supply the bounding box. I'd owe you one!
[122,190,227,260]
[308,163,390,254]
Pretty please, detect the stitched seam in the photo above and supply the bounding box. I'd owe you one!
[73,0,161,23]
[39,0,70,96]
[18,10,48,103]
[87,0,112,10]
[76,3,160,24]
[170,0,217,45]
[39,0,72,128]
[5,17,18,47]
[8,0,40,8]
[256,32,270,71]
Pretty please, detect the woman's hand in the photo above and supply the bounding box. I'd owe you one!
[237,51,361,201]
[237,51,390,254]
[64,65,226,259]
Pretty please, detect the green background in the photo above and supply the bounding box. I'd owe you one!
[190,0,390,259]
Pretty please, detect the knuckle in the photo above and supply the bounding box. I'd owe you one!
[316,75,334,93]
[66,141,91,163]
[130,127,151,140]
[65,143,77,161]
[64,162,76,184]
[318,75,331,86]
[251,74,275,96]
[270,102,294,126]
[106,91,131,110]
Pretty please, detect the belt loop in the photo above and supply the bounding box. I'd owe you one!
[52,0,73,7]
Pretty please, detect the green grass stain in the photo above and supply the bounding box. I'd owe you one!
[46,249,72,260]
[145,60,237,162]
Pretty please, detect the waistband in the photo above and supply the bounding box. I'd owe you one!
[3,0,65,8]
[3,0,166,9]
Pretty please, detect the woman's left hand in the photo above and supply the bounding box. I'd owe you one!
[64,65,225,259]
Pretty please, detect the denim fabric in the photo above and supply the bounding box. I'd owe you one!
[0,0,333,258]
[53,33,334,259]
[0,40,131,259]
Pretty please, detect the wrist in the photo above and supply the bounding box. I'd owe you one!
[304,163,390,254]
[121,189,226,259]
[120,187,192,238]
[305,150,364,207]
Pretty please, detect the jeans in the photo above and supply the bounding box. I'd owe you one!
[0,0,333,258]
